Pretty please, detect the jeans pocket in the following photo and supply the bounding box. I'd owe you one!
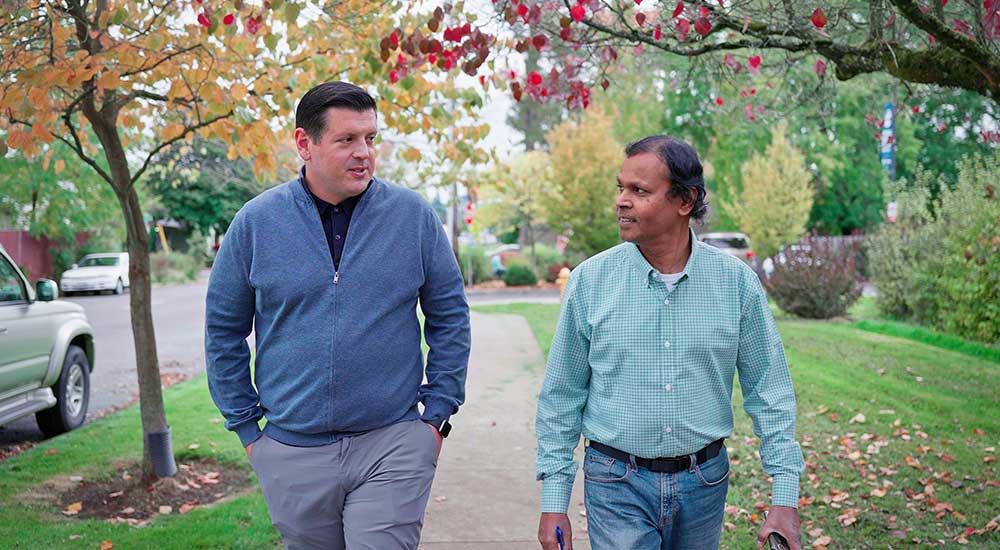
[693,447,730,487]
[583,447,632,483]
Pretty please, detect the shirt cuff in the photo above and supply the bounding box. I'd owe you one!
[234,420,263,448]
[771,473,801,508]
[540,477,574,513]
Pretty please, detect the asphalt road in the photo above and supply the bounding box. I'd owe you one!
[0,279,210,446]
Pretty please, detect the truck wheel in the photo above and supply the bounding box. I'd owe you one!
[36,345,90,437]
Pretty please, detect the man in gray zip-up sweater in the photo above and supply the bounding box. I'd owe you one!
[206,81,470,550]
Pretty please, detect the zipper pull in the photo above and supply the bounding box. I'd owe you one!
[333,271,340,285]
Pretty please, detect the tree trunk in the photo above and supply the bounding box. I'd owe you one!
[115,186,172,483]
[83,104,173,483]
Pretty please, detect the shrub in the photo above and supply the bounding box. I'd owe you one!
[503,262,538,287]
[458,245,493,285]
[867,154,1000,345]
[150,252,200,285]
[533,243,576,282]
[764,236,863,319]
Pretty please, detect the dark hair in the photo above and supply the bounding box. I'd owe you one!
[296,81,377,143]
[624,135,708,221]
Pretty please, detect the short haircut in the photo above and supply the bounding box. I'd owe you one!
[624,135,708,221]
[296,81,377,143]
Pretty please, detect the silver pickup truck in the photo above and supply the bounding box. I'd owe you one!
[0,243,95,436]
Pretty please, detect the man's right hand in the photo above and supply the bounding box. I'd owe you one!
[538,512,572,550]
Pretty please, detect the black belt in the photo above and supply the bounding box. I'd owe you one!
[588,439,725,474]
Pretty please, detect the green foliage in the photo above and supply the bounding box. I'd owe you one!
[0,143,125,275]
[912,89,1000,187]
[472,151,550,257]
[765,237,863,319]
[146,139,267,236]
[804,79,921,235]
[541,107,622,257]
[867,154,1000,345]
[458,245,492,285]
[502,261,538,287]
[721,122,815,259]
[149,252,201,285]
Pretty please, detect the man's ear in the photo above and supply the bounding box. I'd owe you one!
[677,188,696,216]
[294,128,312,161]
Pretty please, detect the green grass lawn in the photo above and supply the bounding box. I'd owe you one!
[2,304,996,548]
[0,378,280,549]
[474,303,1000,549]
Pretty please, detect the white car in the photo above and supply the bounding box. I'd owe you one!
[60,253,130,296]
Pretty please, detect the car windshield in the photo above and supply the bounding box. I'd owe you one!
[79,256,120,267]
[703,237,749,249]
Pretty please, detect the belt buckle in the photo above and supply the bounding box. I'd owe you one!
[651,457,683,472]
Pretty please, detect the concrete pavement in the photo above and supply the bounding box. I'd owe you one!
[420,311,590,550]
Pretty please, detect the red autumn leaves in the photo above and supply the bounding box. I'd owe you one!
[196,8,260,35]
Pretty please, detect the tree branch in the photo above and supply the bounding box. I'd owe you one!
[130,110,234,186]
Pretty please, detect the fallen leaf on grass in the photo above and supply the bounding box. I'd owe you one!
[108,491,124,498]
[158,505,172,514]
[120,507,135,515]
[932,502,953,519]
[46,449,59,455]
[985,456,997,464]
[69,476,83,482]
[837,508,859,526]
[100,541,114,550]
[849,413,866,424]
[973,428,986,436]
[62,502,83,516]
[179,503,198,514]
[871,487,887,497]
[188,444,200,450]
[808,527,823,537]
[812,535,832,547]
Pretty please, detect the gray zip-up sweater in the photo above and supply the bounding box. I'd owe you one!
[206,176,470,447]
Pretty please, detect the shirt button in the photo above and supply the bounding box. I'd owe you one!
[663,298,670,305]
[664,426,673,433]
[333,207,340,212]
[334,234,342,240]
[663,384,672,391]
[664,340,671,349]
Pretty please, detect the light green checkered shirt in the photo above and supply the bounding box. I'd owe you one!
[536,229,804,513]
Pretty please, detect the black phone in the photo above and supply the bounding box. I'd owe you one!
[768,532,790,550]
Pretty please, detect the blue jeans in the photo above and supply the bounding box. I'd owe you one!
[583,444,730,550]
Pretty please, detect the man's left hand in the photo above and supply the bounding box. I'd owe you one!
[757,505,801,550]
[424,422,443,454]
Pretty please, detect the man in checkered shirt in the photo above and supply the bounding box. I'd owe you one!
[535,136,804,550]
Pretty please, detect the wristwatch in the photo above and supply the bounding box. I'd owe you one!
[425,418,452,438]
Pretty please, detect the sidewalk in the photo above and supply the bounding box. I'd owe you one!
[420,311,590,549]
